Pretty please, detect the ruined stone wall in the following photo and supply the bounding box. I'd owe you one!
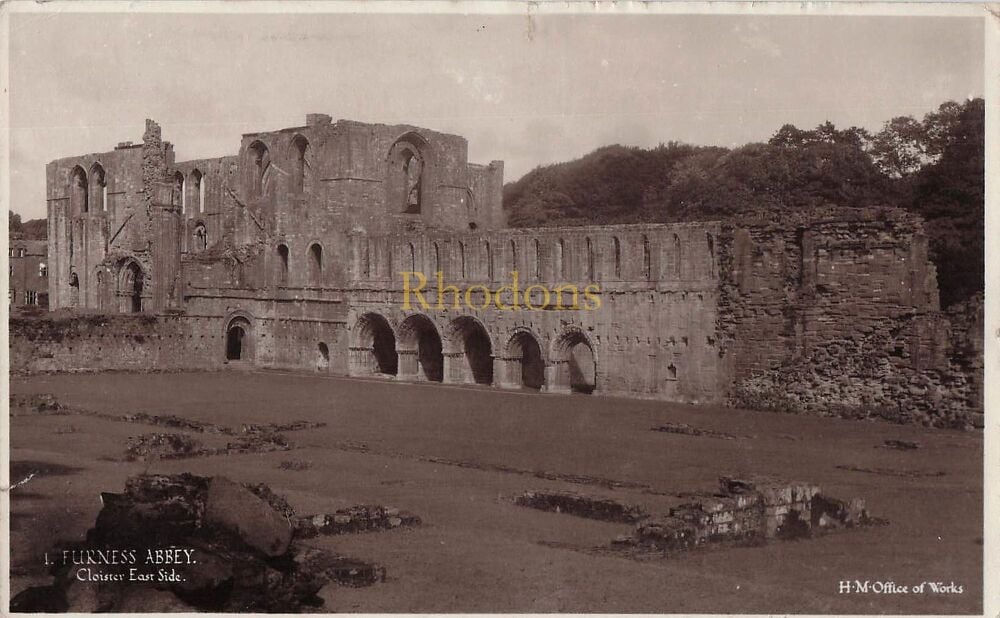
[342,222,724,402]
[720,208,981,426]
[173,156,238,255]
[46,120,176,313]
[8,314,216,375]
[37,118,983,424]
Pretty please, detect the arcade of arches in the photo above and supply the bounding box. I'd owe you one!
[346,312,596,393]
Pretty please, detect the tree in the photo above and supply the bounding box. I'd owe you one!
[9,210,23,240]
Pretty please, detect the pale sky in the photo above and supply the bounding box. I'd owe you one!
[8,10,984,220]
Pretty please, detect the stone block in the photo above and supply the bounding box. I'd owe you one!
[204,477,292,557]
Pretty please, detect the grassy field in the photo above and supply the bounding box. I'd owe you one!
[9,370,983,613]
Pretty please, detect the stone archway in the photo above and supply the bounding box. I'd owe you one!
[225,316,252,362]
[397,314,444,382]
[117,261,143,313]
[548,329,597,394]
[317,342,330,371]
[349,313,398,377]
[501,329,546,390]
[444,316,494,385]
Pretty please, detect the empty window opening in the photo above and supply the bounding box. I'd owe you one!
[486,241,494,280]
[533,239,541,279]
[586,237,594,280]
[291,135,309,193]
[387,137,426,214]
[308,243,323,286]
[189,169,204,214]
[71,166,88,215]
[642,235,652,280]
[89,164,107,213]
[247,141,270,198]
[613,237,622,278]
[673,234,682,278]
[193,223,208,252]
[277,244,289,284]
[556,239,567,279]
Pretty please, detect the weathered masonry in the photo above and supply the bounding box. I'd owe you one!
[34,116,981,425]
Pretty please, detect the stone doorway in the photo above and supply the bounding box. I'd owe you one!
[505,331,545,390]
[446,316,493,385]
[551,330,597,394]
[226,325,246,361]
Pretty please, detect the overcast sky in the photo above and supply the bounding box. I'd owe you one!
[8,10,984,220]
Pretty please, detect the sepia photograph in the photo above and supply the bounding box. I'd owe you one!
[2,1,992,614]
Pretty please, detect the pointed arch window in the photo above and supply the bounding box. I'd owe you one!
[642,235,652,280]
[556,239,567,280]
[247,141,270,198]
[612,237,622,278]
[585,237,594,281]
[308,243,323,286]
[486,241,494,280]
[193,223,208,252]
[277,244,289,284]
[89,164,107,212]
[189,169,204,214]
[533,239,541,280]
[290,135,309,194]
[672,234,682,279]
[70,167,88,215]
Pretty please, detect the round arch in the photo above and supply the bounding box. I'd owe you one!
[444,315,494,385]
[350,312,398,377]
[397,313,444,382]
[224,313,254,362]
[549,327,597,394]
[503,328,546,390]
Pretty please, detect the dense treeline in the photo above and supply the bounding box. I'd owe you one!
[9,211,47,241]
[503,99,984,308]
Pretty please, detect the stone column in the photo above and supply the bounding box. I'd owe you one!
[348,346,374,376]
[396,349,420,381]
[496,355,522,389]
[543,361,571,394]
[442,351,468,384]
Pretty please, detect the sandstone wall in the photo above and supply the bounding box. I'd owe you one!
[720,208,981,427]
[9,313,216,375]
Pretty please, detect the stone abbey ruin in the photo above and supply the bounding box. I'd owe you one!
[15,116,982,426]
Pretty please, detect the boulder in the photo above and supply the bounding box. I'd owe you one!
[203,477,293,557]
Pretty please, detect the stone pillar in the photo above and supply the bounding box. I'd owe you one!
[496,355,522,389]
[442,351,468,384]
[348,346,374,376]
[397,349,420,381]
[543,361,571,394]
